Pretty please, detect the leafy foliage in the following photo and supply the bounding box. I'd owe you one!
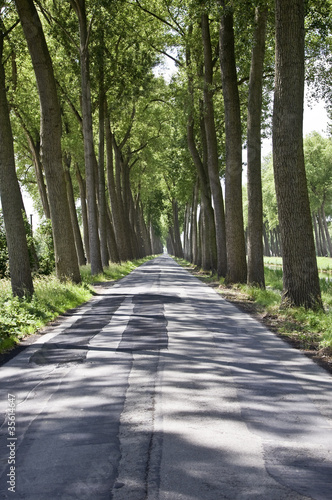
[33,219,55,275]
[304,132,332,212]
[0,211,9,279]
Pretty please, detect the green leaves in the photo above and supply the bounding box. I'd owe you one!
[304,132,332,211]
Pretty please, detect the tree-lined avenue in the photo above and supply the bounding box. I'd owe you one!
[1,256,332,499]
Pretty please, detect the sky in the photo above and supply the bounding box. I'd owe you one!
[261,97,330,158]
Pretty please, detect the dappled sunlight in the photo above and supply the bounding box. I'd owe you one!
[1,256,332,499]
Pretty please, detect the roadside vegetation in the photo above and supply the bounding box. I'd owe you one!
[0,257,152,354]
[176,257,332,372]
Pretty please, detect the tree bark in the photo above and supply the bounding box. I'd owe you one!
[105,112,129,261]
[201,12,227,277]
[136,199,151,257]
[106,204,120,264]
[186,100,217,270]
[321,204,332,257]
[150,224,162,255]
[273,0,322,309]
[219,1,247,284]
[64,155,86,266]
[317,211,327,256]
[186,35,217,271]
[98,85,109,268]
[183,203,190,261]
[112,135,135,259]
[247,6,268,287]
[0,31,33,297]
[191,181,199,265]
[263,222,271,256]
[312,212,321,256]
[12,109,50,219]
[75,163,89,263]
[70,0,103,275]
[14,0,81,283]
[172,200,183,258]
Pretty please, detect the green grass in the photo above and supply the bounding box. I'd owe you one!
[264,256,332,273]
[0,276,93,352]
[0,256,154,354]
[240,266,332,349]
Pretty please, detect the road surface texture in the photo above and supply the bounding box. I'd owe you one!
[1,255,332,500]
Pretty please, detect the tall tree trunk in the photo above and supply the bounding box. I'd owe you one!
[14,0,81,283]
[12,109,50,218]
[263,222,271,256]
[106,205,120,264]
[125,165,140,258]
[270,230,275,256]
[273,228,280,256]
[75,163,90,263]
[321,204,332,257]
[273,0,322,309]
[150,224,161,255]
[112,136,135,259]
[132,196,145,258]
[317,211,327,257]
[27,135,50,220]
[201,12,227,277]
[98,84,109,268]
[247,6,268,287]
[137,200,152,256]
[167,230,175,256]
[219,1,247,284]
[197,209,203,268]
[70,0,102,275]
[64,155,86,266]
[187,119,217,271]
[0,31,33,297]
[186,37,217,271]
[191,181,199,265]
[183,203,191,261]
[172,200,184,258]
[312,212,321,256]
[105,112,129,261]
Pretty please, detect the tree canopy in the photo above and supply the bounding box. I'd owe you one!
[0,0,331,309]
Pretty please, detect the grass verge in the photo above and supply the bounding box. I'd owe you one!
[0,256,154,355]
[175,257,332,374]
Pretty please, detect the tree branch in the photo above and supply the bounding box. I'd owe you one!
[134,0,183,35]
[35,0,79,51]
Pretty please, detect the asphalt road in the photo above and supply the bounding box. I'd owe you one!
[1,255,332,500]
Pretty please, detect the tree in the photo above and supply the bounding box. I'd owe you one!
[186,27,218,271]
[219,0,247,284]
[304,132,332,257]
[14,0,81,283]
[246,5,268,287]
[201,11,227,277]
[272,0,322,309]
[69,0,103,275]
[0,20,34,297]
